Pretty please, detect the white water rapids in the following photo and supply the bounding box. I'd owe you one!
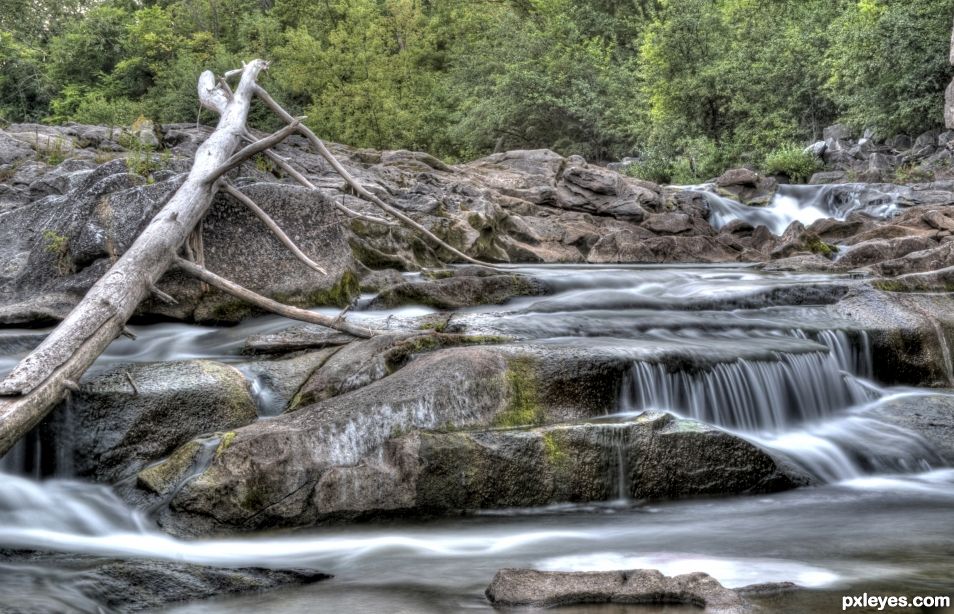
[2,263,954,612]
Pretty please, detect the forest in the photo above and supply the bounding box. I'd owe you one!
[3,0,954,182]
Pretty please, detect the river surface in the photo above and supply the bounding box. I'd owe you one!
[2,262,954,613]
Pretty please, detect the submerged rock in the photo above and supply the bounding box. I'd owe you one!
[485,568,750,612]
[0,552,328,614]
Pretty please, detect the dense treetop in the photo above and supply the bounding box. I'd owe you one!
[2,0,953,181]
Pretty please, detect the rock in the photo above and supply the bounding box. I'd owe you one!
[0,129,35,165]
[54,360,258,483]
[236,350,340,416]
[915,129,942,150]
[885,134,913,151]
[770,222,837,260]
[833,288,954,386]
[869,394,954,463]
[805,141,827,158]
[318,412,804,518]
[922,210,954,232]
[714,168,777,205]
[0,552,328,614]
[484,568,749,612]
[476,149,566,180]
[587,234,740,264]
[823,124,853,143]
[873,239,954,277]
[809,171,847,185]
[835,236,937,269]
[807,216,873,242]
[0,169,359,325]
[554,163,658,221]
[641,212,693,235]
[243,325,357,354]
[868,152,899,173]
[368,273,548,309]
[359,267,405,292]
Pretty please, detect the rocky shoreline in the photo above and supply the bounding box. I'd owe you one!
[4,122,954,611]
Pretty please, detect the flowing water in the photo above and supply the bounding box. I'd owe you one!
[696,183,903,234]
[2,259,954,612]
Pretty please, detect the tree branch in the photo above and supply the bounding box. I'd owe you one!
[174,257,373,339]
[207,120,301,185]
[252,86,502,269]
[221,182,327,275]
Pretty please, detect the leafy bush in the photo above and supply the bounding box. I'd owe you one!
[761,145,821,183]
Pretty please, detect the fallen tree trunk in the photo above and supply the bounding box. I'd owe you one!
[0,62,274,456]
[0,59,498,458]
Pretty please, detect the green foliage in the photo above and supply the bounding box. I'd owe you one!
[1,0,953,175]
[761,144,821,183]
[826,0,954,136]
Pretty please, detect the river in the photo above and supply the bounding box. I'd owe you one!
[2,261,954,612]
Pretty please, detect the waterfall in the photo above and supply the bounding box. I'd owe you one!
[619,327,943,485]
[694,183,902,235]
[620,351,871,432]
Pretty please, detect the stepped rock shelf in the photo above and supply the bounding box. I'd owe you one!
[4,100,954,609]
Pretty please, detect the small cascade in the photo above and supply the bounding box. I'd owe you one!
[0,398,75,479]
[695,183,902,235]
[235,365,286,417]
[0,472,150,536]
[753,407,943,483]
[621,350,871,432]
[793,329,873,379]
[929,319,954,386]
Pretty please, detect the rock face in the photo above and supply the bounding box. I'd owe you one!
[0,157,358,324]
[368,271,548,309]
[833,288,954,387]
[139,339,806,535]
[485,568,749,612]
[55,360,258,483]
[316,412,802,518]
[0,552,328,614]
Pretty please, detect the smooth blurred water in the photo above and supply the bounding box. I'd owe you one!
[1,264,953,613]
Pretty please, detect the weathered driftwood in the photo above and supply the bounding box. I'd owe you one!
[174,257,373,338]
[0,59,497,457]
[251,86,497,269]
[0,61,302,456]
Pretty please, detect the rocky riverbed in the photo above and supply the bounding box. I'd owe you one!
[2,123,954,612]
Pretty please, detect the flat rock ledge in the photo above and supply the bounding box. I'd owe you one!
[485,568,750,612]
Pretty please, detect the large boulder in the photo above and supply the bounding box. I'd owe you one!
[0,164,360,325]
[368,271,548,309]
[146,338,819,534]
[485,568,749,612]
[54,360,258,483]
[316,412,803,518]
[555,163,660,221]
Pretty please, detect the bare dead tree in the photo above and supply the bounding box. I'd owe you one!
[0,59,493,456]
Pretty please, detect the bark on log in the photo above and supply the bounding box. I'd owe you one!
[0,61,270,456]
